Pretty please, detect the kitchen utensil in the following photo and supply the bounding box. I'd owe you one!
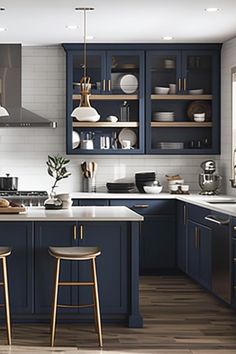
[199,173,222,195]
[187,101,211,121]
[118,128,137,147]
[120,74,138,94]
[72,130,80,149]
[0,174,18,191]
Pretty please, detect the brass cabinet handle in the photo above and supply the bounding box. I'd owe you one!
[183,78,187,91]
[178,78,181,91]
[205,215,230,226]
[183,204,187,225]
[102,79,106,91]
[73,224,77,241]
[80,224,84,240]
[108,79,111,91]
[133,204,149,208]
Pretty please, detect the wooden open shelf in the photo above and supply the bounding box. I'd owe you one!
[72,94,139,101]
[151,94,212,100]
[151,122,212,128]
[73,121,139,128]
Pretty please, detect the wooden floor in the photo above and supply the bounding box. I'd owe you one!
[0,275,236,354]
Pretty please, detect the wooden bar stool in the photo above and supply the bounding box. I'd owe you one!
[0,247,12,345]
[48,246,103,347]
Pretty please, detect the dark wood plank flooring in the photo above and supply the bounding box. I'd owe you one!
[0,275,236,353]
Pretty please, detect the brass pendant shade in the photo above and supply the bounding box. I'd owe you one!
[71,8,100,122]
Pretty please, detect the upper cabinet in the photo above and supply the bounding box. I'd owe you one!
[146,49,220,154]
[63,44,145,155]
[63,44,221,155]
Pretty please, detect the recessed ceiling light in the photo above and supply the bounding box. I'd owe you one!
[162,36,173,41]
[205,7,221,12]
[0,27,7,32]
[66,25,78,30]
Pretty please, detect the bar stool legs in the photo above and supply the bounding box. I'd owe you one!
[0,250,12,346]
[49,246,103,347]
[91,258,103,347]
[50,258,61,347]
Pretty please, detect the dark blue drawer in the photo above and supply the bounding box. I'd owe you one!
[73,199,109,206]
[187,204,211,224]
[110,199,176,215]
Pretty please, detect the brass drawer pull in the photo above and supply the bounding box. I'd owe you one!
[183,204,187,225]
[133,204,149,208]
[80,224,84,240]
[73,224,77,241]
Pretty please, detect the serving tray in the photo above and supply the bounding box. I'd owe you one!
[0,206,26,214]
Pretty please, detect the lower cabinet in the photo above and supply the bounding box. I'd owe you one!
[187,220,212,290]
[0,221,33,317]
[177,201,187,272]
[110,199,176,274]
[34,221,128,318]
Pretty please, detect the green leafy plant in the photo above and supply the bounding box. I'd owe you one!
[46,155,71,195]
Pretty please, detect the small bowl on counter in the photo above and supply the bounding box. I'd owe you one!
[143,185,163,194]
[189,89,204,95]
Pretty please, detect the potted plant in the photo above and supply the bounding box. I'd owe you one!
[45,155,71,209]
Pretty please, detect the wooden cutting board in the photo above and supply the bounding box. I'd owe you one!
[0,206,26,214]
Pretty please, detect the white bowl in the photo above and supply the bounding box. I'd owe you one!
[143,185,163,194]
[194,113,205,118]
[154,87,170,95]
[56,193,71,201]
[189,89,204,95]
[181,185,189,192]
[194,117,205,122]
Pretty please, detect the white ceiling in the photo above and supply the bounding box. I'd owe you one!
[0,0,236,45]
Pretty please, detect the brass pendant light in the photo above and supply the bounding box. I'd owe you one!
[71,7,100,122]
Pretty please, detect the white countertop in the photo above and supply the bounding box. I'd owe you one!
[0,206,144,222]
[71,192,236,217]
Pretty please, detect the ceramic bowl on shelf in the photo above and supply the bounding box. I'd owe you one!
[143,185,163,194]
[194,116,205,122]
[154,86,170,94]
[189,89,204,95]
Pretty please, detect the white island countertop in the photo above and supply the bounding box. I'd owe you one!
[0,206,144,222]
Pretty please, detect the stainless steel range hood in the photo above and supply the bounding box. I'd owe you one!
[0,44,57,128]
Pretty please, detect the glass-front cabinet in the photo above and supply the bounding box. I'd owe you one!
[64,44,145,154]
[63,44,221,155]
[146,50,220,154]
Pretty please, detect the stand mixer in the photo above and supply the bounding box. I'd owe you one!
[199,160,222,195]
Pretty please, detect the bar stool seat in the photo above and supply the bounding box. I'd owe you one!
[49,246,101,260]
[0,247,12,345]
[49,245,103,348]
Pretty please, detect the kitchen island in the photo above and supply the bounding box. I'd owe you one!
[0,206,143,327]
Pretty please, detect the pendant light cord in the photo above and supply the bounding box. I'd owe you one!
[83,8,87,80]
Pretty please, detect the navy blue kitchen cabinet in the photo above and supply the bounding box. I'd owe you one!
[187,219,212,290]
[146,48,220,154]
[0,222,33,317]
[75,222,128,315]
[63,43,221,155]
[110,199,176,274]
[177,201,187,272]
[34,221,75,315]
[232,228,236,308]
[34,220,142,326]
[63,44,145,155]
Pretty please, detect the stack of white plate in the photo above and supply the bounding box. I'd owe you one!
[153,112,174,122]
[155,142,184,149]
